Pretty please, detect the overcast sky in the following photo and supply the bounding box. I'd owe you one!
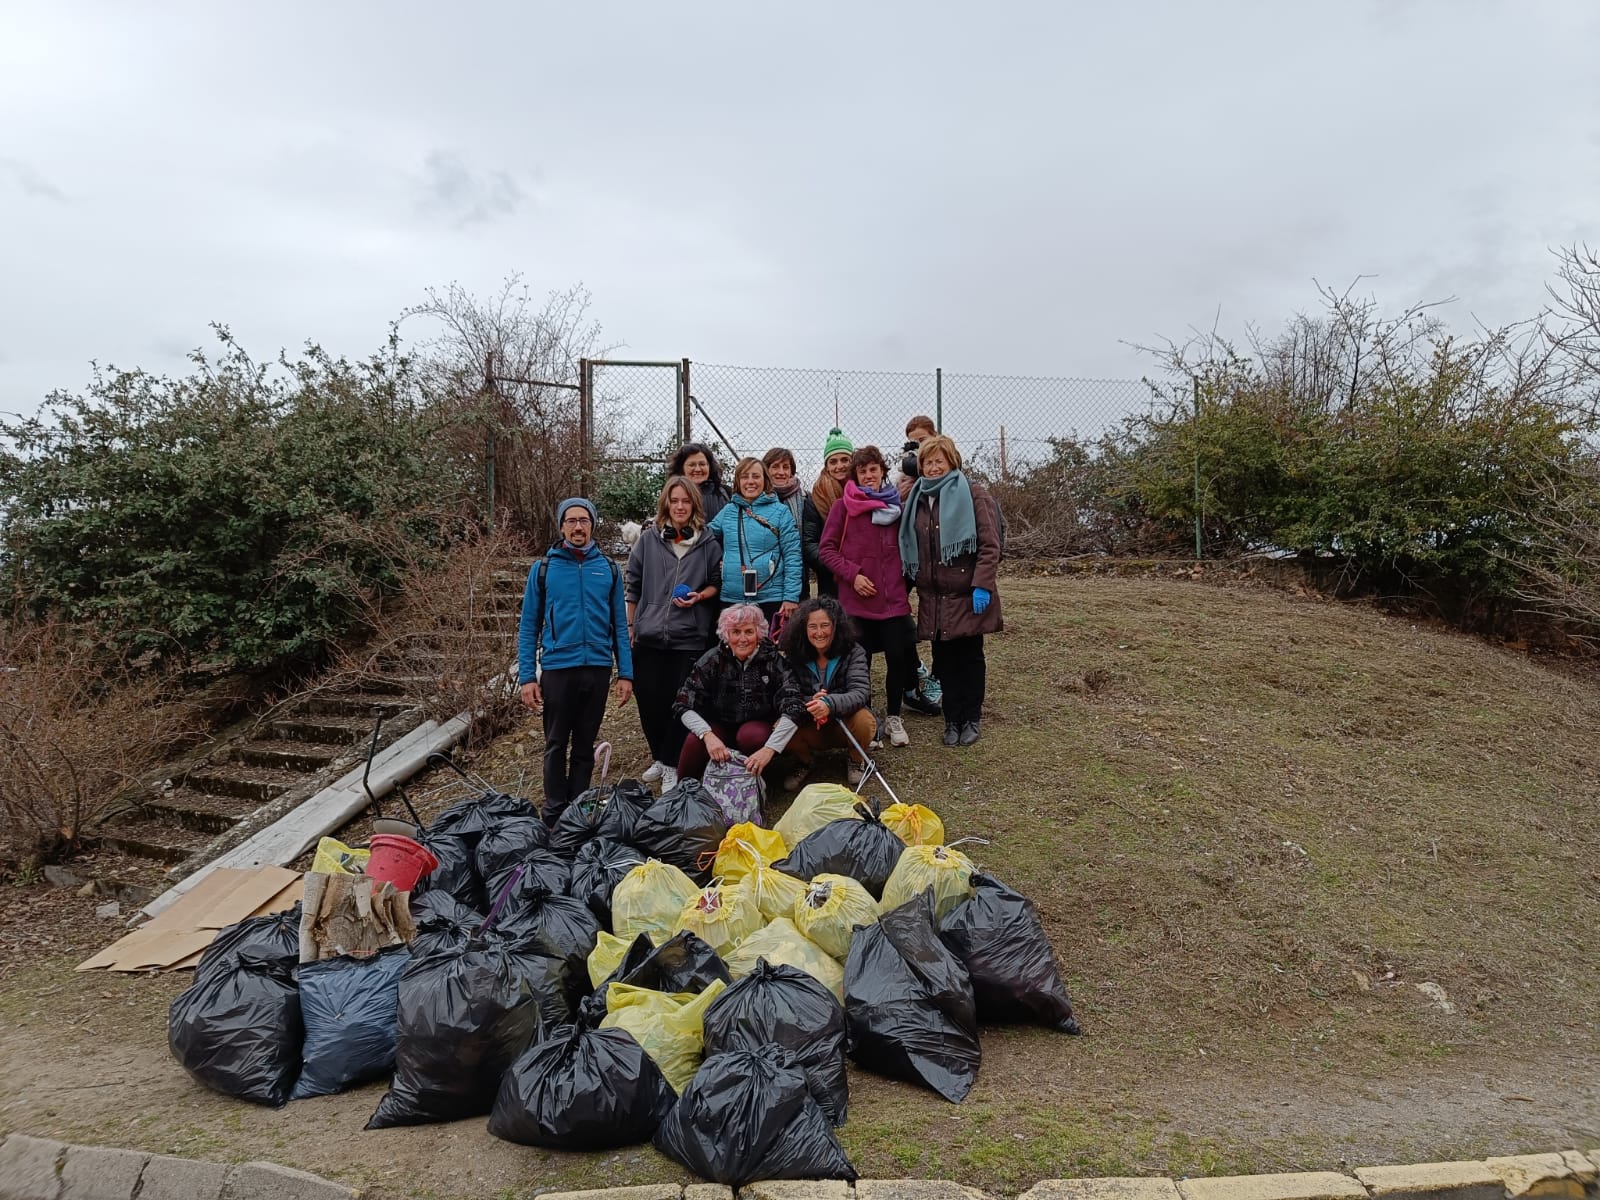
[4,0,1599,435]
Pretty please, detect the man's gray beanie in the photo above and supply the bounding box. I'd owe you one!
[557,496,598,525]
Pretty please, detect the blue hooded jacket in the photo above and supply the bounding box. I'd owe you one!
[706,491,802,604]
[517,543,634,683]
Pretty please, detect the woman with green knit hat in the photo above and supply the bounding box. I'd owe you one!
[802,427,854,598]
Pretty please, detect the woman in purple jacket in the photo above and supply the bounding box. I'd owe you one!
[818,445,916,748]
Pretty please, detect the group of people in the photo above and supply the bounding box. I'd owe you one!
[517,418,1005,826]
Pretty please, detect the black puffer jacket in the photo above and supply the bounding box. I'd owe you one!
[672,640,808,729]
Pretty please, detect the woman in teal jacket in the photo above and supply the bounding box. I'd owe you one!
[707,456,802,627]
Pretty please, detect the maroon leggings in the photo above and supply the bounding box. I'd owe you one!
[677,719,775,779]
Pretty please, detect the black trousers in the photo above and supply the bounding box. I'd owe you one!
[632,644,700,765]
[540,665,612,821]
[855,614,917,718]
[931,635,985,726]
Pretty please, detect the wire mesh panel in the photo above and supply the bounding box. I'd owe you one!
[941,373,1154,479]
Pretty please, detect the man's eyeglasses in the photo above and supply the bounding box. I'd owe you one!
[562,517,593,526]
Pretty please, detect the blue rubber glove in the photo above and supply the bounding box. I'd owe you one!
[972,587,991,615]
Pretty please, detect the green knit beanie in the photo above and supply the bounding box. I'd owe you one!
[823,427,854,459]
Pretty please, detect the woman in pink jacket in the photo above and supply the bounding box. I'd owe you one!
[818,445,916,748]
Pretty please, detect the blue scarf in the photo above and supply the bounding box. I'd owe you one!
[898,469,978,580]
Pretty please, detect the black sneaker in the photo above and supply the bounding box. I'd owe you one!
[958,720,981,746]
[943,721,961,746]
[903,689,942,717]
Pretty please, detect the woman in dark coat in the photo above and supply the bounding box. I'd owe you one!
[667,441,730,522]
[899,434,1003,746]
[801,427,854,597]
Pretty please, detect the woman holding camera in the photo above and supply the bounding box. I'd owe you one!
[625,475,723,790]
[707,456,802,626]
[818,445,917,748]
[900,435,1003,746]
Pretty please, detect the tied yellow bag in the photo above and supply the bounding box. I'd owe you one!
[587,930,634,987]
[881,802,945,847]
[600,979,727,1093]
[673,878,763,956]
[724,917,845,1002]
[312,836,370,875]
[746,861,808,923]
[711,822,788,883]
[774,783,863,847]
[791,873,878,961]
[611,860,700,944]
[878,843,977,921]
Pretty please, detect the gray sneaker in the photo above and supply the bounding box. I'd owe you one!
[885,715,910,747]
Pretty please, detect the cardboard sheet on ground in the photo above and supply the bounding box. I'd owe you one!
[77,866,301,972]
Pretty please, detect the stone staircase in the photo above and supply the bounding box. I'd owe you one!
[88,560,536,878]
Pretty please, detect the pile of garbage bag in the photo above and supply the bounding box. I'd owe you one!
[167,775,1079,1181]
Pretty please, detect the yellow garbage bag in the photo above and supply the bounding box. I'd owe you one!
[881,802,945,847]
[312,836,369,875]
[746,861,808,923]
[878,843,976,921]
[600,979,727,1093]
[711,822,788,883]
[673,878,763,956]
[611,859,700,944]
[774,783,863,847]
[724,917,845,1002]
[791,873,878,961]
[587,929,636,988]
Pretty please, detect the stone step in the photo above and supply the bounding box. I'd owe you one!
[140,788,263,824]
[182,763,308,803]
[127,798,243,837]
[234,738,343,772]
[300,692,415,719]
[91,815,218,864]
[267,715,376,745]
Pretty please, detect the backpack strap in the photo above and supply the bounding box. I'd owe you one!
[532,557,550,671]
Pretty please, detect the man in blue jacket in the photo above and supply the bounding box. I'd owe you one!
[518,497,634,825]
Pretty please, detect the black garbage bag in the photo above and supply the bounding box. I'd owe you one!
[482,846,572,904]
[366,937,571,1128]
[570,836,646,924]
[843,889,979,1103]
[407,891,484,958]
[488,1023,678,1149]
[653,1045,856,1186]
[581,930,731,1025]
[939,873,1081,1033]
[475,815,550,892]
[774,805,905,899]
[703,960,849,1124]
[192,903,301,984]
[429,790,536,842]
[411,830,481,911]
[548,779,654,859]
[291,945,410,1100]
[632,779,727,883]
[169,945,302,1108]
[493,884,602,1008]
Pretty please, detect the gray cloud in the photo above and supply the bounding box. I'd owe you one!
[415,151,527,229]
[0,157,67,203]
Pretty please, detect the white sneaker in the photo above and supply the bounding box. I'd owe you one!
[659,766,680,792]
[641,761,664,783]
[885,715,910,747]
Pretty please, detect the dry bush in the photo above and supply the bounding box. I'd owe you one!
[0,622,200,865]
[324,522,531,751]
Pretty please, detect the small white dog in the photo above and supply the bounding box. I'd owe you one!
[619,520,644,549]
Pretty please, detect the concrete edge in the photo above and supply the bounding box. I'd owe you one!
[2,1133,1595,1200]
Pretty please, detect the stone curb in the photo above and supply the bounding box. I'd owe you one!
[2,1134,1596,1200]
[0,1134,354,1200]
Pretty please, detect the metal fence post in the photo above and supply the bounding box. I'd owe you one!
[681,358,693,443]
[578,357,593,493]
[1192,376,1203,561]
[484,351,496,526]
[935,366,943,432]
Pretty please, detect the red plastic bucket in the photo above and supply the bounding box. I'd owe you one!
[366,834,438,891]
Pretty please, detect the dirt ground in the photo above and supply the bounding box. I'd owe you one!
[2,573,1597,1198]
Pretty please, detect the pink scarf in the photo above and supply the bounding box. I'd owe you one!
[841,479,902,519]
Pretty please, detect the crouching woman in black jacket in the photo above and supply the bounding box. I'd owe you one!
[672,603,809,782]
[777,595,877,791]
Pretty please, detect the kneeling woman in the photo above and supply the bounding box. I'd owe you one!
[778,595,877,789]
[672,603,810,781]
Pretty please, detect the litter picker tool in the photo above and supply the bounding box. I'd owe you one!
[833,714,904,810]
[363,709,424,835]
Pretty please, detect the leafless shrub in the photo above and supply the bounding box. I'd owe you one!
[323,521,531,750]
[0,621,201,865]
